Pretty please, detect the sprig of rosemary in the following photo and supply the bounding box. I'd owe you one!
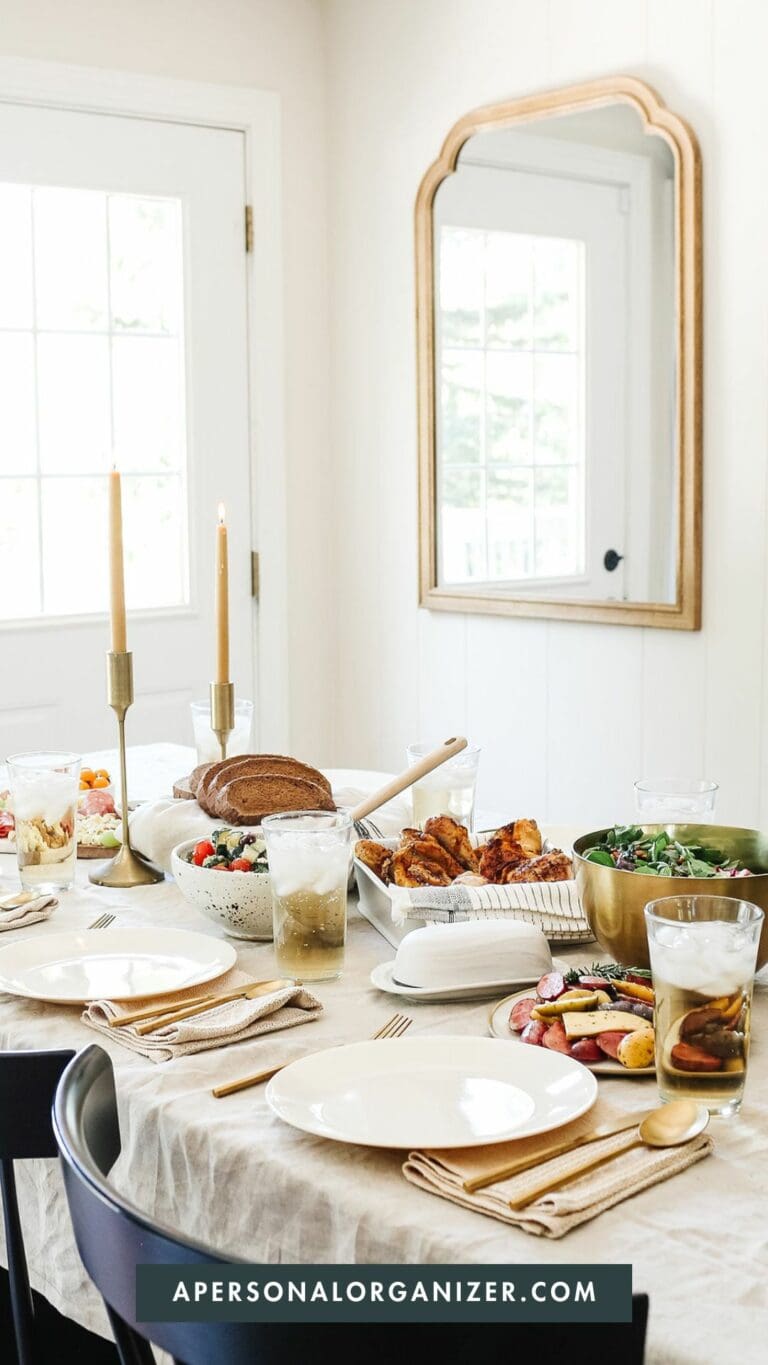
[564,961,652,985]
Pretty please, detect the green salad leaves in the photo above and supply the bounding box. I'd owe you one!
[584,825,750,878]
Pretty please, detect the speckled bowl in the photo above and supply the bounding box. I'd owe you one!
[171,838,273,941]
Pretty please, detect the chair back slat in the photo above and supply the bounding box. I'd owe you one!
[0,1049,75,1158]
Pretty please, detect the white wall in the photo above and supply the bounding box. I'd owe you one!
[0,0,337,766]
[324,0,768,829]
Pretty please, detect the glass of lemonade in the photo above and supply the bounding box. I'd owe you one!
[262,810,353,982]
[645,894,764,1116]
[7,751,80,893]
[406,742,481,831]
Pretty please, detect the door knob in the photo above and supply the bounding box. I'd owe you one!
[603,549,624,572]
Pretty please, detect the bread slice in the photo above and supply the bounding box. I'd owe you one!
[197,754,330,815]
[205,755,332,809]
[173,762,213,801]
[214,774,336,825]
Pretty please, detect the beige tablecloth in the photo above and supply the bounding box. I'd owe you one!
[0,776,765,1364]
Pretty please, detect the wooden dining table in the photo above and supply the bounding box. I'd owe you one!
[0,744,765,1365]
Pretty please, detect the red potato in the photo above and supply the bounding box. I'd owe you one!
[509,997,537,1032]
[542,1019,572,1055]
[520,1019,548,1046]
[536,971,566,1001]
[570,1038,603,1063]
[595,1030,632,1060]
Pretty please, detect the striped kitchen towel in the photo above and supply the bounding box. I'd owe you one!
[388,879,593,943]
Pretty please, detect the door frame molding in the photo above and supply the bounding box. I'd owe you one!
[0,55,288,746]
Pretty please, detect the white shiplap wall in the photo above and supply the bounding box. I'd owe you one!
[326,0,768,829]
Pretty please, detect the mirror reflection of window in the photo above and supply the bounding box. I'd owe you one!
[438,225,585,587]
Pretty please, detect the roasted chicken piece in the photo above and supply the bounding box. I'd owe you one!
[423,815,479,872]
[355,839,393,884]
[478,829,528,882]
[501,850,573,883]
[507,819,542,860]
[391,845,453,887]
[405,834,466,880]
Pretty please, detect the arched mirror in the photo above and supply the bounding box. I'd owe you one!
[416,77,701,628]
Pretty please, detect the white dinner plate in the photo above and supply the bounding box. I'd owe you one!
[488,988,656,1077]
[369,956,570,1004]
[265,1035,597,1148]
[0,927,236,1003]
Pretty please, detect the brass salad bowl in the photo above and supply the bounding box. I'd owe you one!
[573,824,768,971]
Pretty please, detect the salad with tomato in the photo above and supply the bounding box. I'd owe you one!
[188,827,268,873]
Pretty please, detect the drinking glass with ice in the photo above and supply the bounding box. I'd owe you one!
[262,811,353,981]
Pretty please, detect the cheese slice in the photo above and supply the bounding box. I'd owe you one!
[563,1009,647,1039]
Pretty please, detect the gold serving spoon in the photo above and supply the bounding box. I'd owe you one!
[0,890,37,912]
[508,1099,710,1210]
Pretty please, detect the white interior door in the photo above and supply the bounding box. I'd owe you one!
[435,162,628,598]
[0,100,254,755]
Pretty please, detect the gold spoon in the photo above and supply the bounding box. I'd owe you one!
[509,1099,710,1210]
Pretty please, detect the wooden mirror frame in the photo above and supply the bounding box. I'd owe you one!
[415,76,702,629]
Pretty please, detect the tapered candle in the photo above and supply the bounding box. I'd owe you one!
[216,504,230,684]
[109,468,127,653]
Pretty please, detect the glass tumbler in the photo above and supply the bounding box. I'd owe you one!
[406,742,481,831]
[645,894,764,1116]
[262,810,353,982]
[7,751,81,892]
[190,698,254,764]
[634,778,718,824]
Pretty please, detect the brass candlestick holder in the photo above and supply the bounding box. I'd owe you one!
[210,680,235,759]
[89,652,164,888]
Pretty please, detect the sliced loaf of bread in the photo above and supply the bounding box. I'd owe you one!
[214,774,336,825]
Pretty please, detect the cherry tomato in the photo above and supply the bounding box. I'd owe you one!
[192,840,215,866]
[229,858,251,872]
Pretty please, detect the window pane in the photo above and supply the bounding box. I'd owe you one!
[485,232,532,349]
[0,334,37,474]
[534,352,580,465]
[109,196,183,335]
[439,228,483,346]
[112,337,185,472]
[486,351,531,463]
[534,237,582,352]
[37,334,111,475]
[40,477,107,615]
[122,475,187,607]
[487,467,534,580]
[441,349,482,464]
[440,467,484,583]
[0,185,34,329]
[0,479,40,617]
[534,467,583,577]
[33,188,109,331]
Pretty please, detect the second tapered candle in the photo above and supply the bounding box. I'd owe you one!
[216,504,230,684]
[109,468,127,653]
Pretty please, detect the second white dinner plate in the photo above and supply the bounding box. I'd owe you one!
[0,926,236,1003]
[265,1035,597,1148]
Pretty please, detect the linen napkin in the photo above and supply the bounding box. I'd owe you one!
[0,893,57,932]
[388,879,593,944]
[402,1098,713,1238]
[82,967,323,1062]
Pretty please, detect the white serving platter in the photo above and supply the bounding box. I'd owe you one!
[370,955,570,1004]
[0,926,236,1003]
[488,988,656,1078]
[265,1035,597,1149]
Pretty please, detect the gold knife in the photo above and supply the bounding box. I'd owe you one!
[134,978,298,1035]
[110,978,297,1030]
[463,1108,654,1193]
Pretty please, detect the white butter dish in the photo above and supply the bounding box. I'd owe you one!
[369,920,555,1002]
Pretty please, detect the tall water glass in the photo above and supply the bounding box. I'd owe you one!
[635,778,718,824]
[645,894,763,1116]
[7,751,80,892]
[262,811,353,981]
[190,698,254,764]
[406,742,481,830]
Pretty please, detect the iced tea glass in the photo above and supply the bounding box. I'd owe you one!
[262,810,353,982]
[645,894,763,1116]
[7,751,80,892]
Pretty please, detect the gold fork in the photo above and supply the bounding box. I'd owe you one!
[87,913,116,930]
[211,1012,413,1098]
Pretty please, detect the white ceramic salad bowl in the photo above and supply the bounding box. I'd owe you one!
[171,837,273,941]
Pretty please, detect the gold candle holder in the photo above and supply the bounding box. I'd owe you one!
[210,680,235,760]
[89,652,164,888]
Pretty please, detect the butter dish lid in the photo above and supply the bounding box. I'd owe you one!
[392,919,552,990]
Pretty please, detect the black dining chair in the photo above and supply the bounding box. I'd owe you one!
[0,1048,75,1365]
[54,1045,648,1365]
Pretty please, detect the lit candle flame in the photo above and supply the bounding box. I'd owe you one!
[217,502,226,525]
